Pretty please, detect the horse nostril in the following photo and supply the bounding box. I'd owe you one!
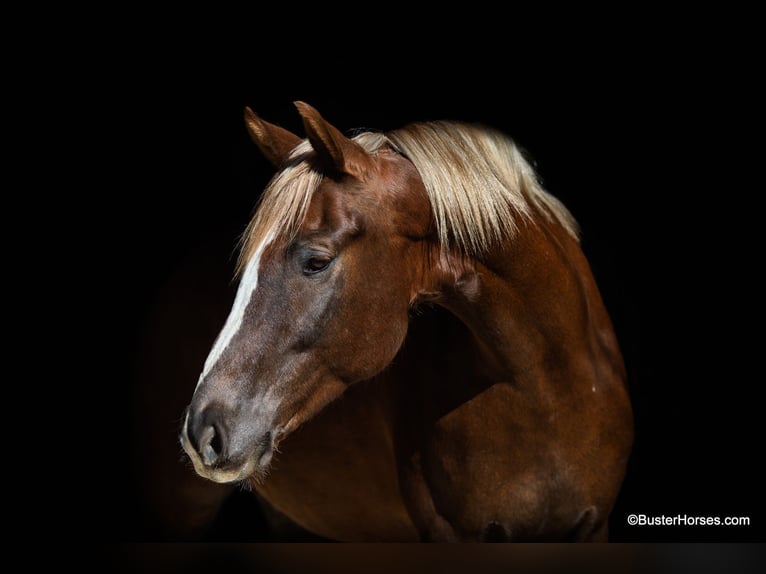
[186,403,233,468]
[197,424,224,466]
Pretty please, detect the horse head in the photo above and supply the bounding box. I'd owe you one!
[181,103,433,484]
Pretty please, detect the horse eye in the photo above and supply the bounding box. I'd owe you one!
[303,256,333,275]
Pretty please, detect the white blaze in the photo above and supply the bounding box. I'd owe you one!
[196,232,275,389]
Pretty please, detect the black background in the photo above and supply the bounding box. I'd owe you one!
[70,36,762,547]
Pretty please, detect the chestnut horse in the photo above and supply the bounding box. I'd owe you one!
[180,102,633,541]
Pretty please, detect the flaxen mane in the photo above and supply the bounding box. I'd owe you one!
[237,122,578,274]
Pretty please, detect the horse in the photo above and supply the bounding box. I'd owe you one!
[179,102,633,541]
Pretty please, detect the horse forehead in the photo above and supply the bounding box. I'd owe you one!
[302,153,424,230]
[300,178,369,232]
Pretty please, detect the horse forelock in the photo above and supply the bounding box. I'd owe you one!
[236,140,321,276]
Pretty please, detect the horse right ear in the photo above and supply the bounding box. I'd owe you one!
[244,107,302,168]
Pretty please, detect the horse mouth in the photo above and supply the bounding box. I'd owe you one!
[192,457,258,484]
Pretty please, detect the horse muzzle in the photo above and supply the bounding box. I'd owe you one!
[180,401,277,484]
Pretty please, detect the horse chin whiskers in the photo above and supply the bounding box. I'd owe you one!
[243,464,272,489]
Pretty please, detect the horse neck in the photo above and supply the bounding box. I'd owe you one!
[429,218,623,389]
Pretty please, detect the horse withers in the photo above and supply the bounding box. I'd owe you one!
[180,102,633,541]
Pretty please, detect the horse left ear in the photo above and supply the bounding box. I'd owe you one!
[295,101,373,178]
[244,107,303,168]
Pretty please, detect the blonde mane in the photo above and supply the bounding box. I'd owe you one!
[238,122,578,274]
[387,122,579,253]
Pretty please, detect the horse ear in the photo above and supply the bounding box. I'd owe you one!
[294,101,373,178]
[244,107,302,168]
